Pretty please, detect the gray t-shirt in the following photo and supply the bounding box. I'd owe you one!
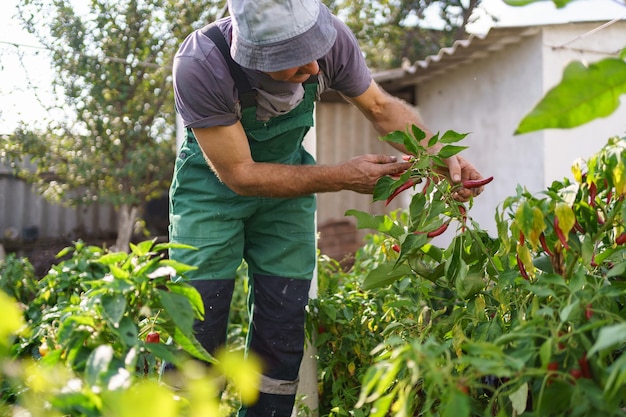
[173,14,372,128]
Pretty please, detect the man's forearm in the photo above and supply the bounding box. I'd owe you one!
[218,154,410,198]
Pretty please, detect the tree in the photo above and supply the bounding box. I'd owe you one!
[325,0,482,70]
[2,0,226,251]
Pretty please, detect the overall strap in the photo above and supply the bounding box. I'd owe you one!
[201,24,256,108]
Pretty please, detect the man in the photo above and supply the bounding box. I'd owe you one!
[169,0,484,415]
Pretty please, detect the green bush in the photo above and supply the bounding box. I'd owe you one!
[0,239,260,416]
[309,133,626,417]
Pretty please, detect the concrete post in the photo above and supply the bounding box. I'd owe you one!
[292,114,319,417]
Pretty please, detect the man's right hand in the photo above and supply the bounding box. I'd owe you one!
[339,154,412,194]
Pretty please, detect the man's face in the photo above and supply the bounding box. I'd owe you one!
[265,61,319,83]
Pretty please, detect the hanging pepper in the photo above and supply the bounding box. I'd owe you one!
[554,216,569,249]
[386,179,417,206]
[539,233,554,256]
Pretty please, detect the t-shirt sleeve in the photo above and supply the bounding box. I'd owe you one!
[173,32,239,129]
[322,16,372,98]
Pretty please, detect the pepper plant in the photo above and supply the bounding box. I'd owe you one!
[308,126,626,416]
[0,239,261,416]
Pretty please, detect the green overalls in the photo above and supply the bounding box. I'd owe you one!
[168,24,317,417]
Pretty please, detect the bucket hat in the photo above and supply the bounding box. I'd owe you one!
[228,0,337,72]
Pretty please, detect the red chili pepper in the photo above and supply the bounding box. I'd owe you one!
[547,361,559,385]
[589,182,597,207]
[519,231,525,245]
[578,354,592,379]
[421,177,431,195]
[539,233,554,256]
[462,176,494,189]
[607,189,613,204]
[554,216,569,249]
[570,368,583,381]
[146,332,160,344]
[573,220,585,234]
[391,243,401,253]
[517,253,529,280]
[386,179,417,206]
[458,205,467,232]
[427,223,449,238]
[616,232,626,245]
[585,303,593,320]
[597,211,605,225]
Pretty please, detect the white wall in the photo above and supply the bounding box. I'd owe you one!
[416,21,626,239]
[417,31,546,237]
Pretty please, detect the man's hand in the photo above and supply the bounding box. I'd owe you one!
[340,154,412,194]
[439,154,486,202]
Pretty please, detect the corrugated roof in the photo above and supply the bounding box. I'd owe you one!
[374,26,541,88]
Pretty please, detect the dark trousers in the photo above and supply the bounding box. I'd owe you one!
[192,274,311,416]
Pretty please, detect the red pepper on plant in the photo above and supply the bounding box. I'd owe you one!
[553,216,569,249]
[386,179,418,206]
[462,176,494,189]
[458,204,467,232]
[578,354,592,379]
[427,223,449,238]
[589,182,597,207]
[616,232,626,245]
[573,220,585,234]
[570,368,583,381]
[547,361,559,385]
[539,233,553,256]
[146,332,160,344]
[517,253,529,280]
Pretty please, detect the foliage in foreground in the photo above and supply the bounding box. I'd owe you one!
[0,239,260,416]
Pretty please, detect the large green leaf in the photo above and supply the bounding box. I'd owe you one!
[588,323,626,357]
[504,0,573,7]
[516,58,626,134]
[361,262,414,290]
[345,209,406,238]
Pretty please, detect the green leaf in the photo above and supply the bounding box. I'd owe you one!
[361,262,414,290]
[428,132,440,148]
[504,0,572,7]
[159,259,199,274]
[130,239,156,257]
[607,261,626,278]
[345,209,405,238]
[85,344,114,387]
[109,264,130,279]
[379,130,408,146]
[440,130,469,144]
[438,145,468,159]
[588,323,626,357]
[456,272,484,300]
[158,290,195,334]
[116,316,139,347]
[372,176,396,202]
[516,59,626,134]
[98,252,128,265]
[441,388,471,417]
[166,322,214,363]
[411,125,427,142]
[509,383,529,415]
[101,293,126,327]
[167,282,205,320]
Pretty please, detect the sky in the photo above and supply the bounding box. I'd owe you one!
[0,0,625,135]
